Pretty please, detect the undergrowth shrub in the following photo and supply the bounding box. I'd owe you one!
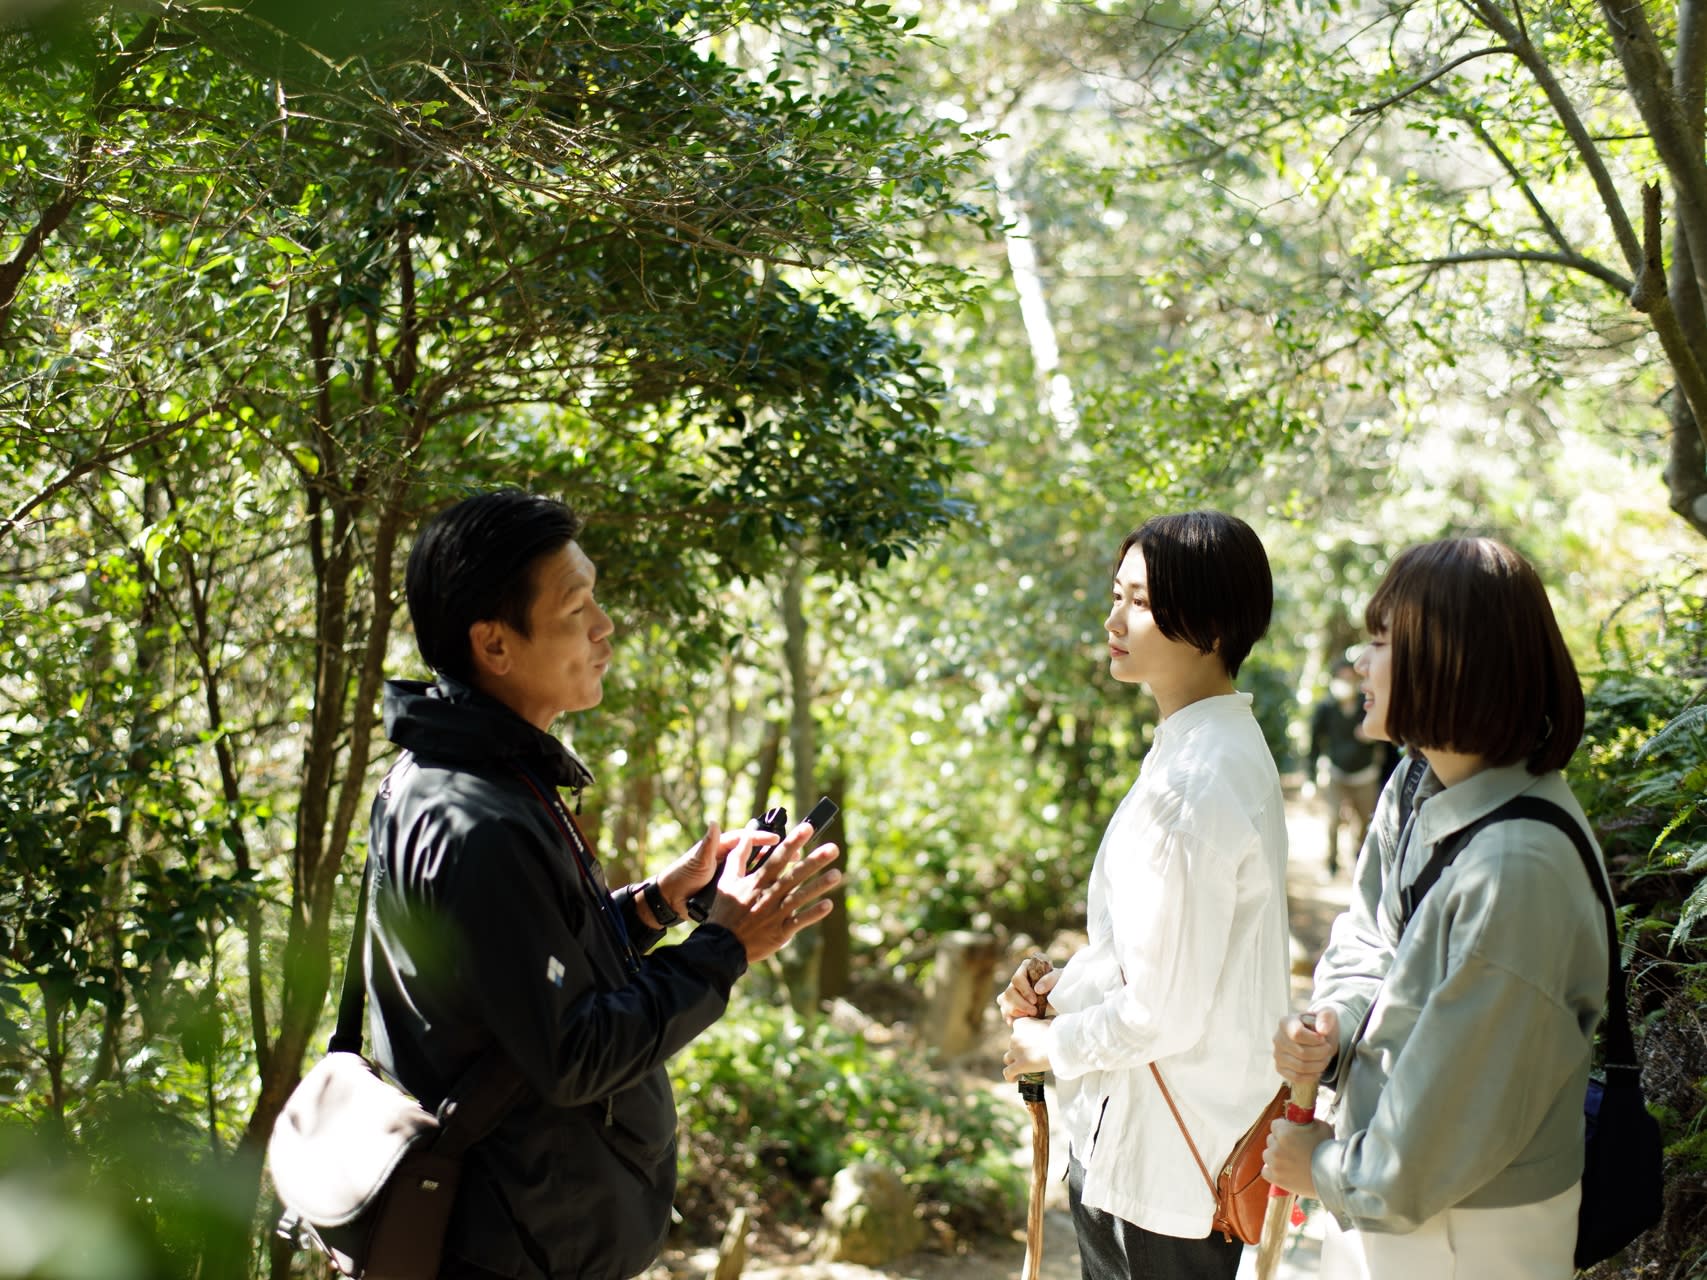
[1572,573,1707,1278]
[668,995,1026,1252]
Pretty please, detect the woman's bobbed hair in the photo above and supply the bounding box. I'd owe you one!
[1366,537,1583,775]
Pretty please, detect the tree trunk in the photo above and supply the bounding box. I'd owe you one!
[610,726,657,887]
[751,716,783,818]
[779,555,821,1014]
[210,448,418,1278]
[817,767,851,1002]
[989,134,1080,440]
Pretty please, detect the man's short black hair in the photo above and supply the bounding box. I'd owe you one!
[1112,511,1273,678]
[404,490,583,684]
[1366,537,1583,774]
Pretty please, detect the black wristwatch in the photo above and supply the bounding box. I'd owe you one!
[639,878,682,928]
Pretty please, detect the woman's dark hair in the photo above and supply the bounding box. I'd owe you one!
[1366,537,1583,774]
[404,490,583,684]
[1112,511,1273,678]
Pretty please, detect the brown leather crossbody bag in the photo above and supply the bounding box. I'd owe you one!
[1150,1067,1288,1245]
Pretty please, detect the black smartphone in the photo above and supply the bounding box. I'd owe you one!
[748,796,839,872]
[684,797,839,922]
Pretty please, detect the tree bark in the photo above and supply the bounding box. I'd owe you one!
[816,768,851,1002]
[780,555,821,1014]
[989,135,1081,439]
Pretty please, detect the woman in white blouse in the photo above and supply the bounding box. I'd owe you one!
[1000,511,1292,1280]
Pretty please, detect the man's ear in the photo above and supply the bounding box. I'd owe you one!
[468,618,512,679]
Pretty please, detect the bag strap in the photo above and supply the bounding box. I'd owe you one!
[1149,1064,1219,1201]
[328,855,372,1056]
[1394,794,1637,1070]
[325,838,528,1148]
[1397,751,1425,815]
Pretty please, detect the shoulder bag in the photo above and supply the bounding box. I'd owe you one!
[267,859,526,1279]
[1150,1068,1289,1245]
[1394,794,1663,1268]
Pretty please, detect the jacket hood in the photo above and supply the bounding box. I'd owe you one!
[381,677,595,795]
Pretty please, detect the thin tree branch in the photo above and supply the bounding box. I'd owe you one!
[0,17,165,338]
[1351,46,1514,115]
[1461,0,1643,275]
[1458,113,1576,260]
[1378,247,1633,295]
[0,417,216,543]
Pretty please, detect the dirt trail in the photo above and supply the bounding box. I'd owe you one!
[646,792,1351,1280]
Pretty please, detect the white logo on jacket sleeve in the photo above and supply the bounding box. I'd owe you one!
[546,956,565,987]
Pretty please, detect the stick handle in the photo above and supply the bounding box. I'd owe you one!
[1015,955,1052,1103]
[1269,1013,1320,1197]
[1287,1010,1322,1121]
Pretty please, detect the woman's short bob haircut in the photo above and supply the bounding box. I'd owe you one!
[1112,511,1273,678]
[1366,536,1584,775]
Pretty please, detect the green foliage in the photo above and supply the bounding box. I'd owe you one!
[670,998,1026,1241]
[1566,573,1707,1272]
[0,1,988,1271]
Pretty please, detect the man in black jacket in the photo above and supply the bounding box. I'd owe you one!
[1306,658,1379,878]
[366,490,841,1279]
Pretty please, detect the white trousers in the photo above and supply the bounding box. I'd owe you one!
[1320,1183,1581,1280]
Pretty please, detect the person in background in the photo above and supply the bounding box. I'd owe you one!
[1308,657,1380,878]
[997,511,1291,1280]
[367,490,842,1279]
[1267,537,1605,1280]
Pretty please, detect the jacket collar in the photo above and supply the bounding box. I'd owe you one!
[382,676,596,797]
[1413,760,1547,850]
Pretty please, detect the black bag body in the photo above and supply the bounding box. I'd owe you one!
[1577,1061,1665,1267]
[1393,781,1664,1267]
[268,859,524,1278]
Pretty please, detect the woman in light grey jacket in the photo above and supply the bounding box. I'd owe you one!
[1266,537,1606,1280]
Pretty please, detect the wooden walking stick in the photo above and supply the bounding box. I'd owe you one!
[1255,1013,1318,1280]
[1017,956,1052,1280]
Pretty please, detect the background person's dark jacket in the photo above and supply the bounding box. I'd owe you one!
[1309,695,1377,776]
[366,678,748,1279]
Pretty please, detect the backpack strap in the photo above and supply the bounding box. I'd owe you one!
[1396,751,1425,815]
[1395,795,1635,1070]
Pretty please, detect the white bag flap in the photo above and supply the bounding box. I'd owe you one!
[267,1051,438,1227]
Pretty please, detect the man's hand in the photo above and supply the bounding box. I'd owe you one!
[705,816,840,963]
[1263,1115,1333,1197]
[997,958,1057,1026]
[1273,1008,1340,1089]
[1001,1016,1053,1082]
[653,823,775,924]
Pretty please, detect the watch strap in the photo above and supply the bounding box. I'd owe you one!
[640,877,681,927]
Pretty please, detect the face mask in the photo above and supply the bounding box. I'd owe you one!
[1329,678,1355,701]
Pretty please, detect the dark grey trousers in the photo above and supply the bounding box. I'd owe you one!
[1067,1154,1244,1280]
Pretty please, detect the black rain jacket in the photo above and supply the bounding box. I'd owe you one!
[365,678,747,1279]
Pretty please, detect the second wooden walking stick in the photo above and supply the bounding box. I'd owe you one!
[1017,956,1052,1280]
[1254,1012,1318,1280]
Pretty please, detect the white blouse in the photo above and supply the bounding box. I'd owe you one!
[1044,692,1292,1238]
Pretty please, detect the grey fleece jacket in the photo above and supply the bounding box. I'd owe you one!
[1309,759,1609,1233]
